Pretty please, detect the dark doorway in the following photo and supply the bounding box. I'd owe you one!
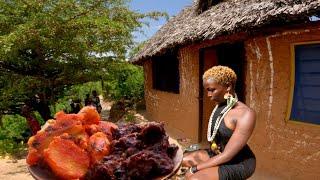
[216,43,246,101]
[198,42,245,142]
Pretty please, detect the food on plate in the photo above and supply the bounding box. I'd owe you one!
[87,132,111,164]
[27,107,178,179]
[43,136,90,179]
[26,106,117,179]
[85,122,178,180]
[78,106,101,125]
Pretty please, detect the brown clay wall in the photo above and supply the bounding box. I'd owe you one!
[143,47,200,141]
[245,27,320,179]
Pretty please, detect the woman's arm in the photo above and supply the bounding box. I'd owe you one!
[196,108,256,170]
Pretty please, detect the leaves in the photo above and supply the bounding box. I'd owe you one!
[104,61,144,101]
[0,0,165,115]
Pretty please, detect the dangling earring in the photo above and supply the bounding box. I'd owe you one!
[224,92,233,100]
[224,92,237,107]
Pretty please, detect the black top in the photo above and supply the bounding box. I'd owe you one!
[210,102,255,162]
[208,102,256,179]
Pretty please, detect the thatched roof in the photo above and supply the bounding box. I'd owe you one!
[131,0,320,63]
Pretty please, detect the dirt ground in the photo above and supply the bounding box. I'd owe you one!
[0,158,33,180]
[0,98,276,180]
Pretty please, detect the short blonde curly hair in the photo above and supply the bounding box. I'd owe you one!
[202,65,237,87]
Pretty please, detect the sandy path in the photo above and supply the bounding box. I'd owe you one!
[0,158,33,180]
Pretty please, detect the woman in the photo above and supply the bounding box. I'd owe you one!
[183,66,256,180]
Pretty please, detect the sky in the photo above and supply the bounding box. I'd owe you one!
[130,0,193,43]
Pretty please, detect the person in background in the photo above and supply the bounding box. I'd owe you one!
[84,93,92,106]
[31,94,52,122]
[92,90,102,113]
[70,99,82,113]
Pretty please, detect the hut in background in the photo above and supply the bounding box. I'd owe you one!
[132,0,320,178]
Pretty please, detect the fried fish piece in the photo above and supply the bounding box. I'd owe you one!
[26,107,102,166]
[85,121,118,141]
[78,106,100,125]
[43,136,90,179]
[88,132,111,164]
[55,111,84,122]
[26,118,85,165]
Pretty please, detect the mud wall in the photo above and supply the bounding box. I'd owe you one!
[143,47,200,141]
[245,27,320,179]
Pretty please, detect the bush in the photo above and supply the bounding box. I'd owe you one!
[0,115,29,156]
[104,62,144,103]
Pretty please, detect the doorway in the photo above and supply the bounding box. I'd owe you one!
[198,42,246,142]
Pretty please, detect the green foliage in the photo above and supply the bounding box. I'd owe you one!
[0,0,165,116]
[0,81,103,156]
[0,115,29,156]
[104,61,144,102]
[33,111,45,126]
[0,73,42,115]
[51,81,102,114]
[124,112,136,122]
[128,41,146,59]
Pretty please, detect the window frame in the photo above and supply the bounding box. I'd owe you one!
[287,41,320,127]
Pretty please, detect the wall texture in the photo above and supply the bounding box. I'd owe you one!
[245,27,320,179]
[143,46,200,141]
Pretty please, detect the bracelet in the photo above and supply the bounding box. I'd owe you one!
[189,166,198,174]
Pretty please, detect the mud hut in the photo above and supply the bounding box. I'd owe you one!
[131,0,320,178]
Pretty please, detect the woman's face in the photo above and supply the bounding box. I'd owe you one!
[203,78,229,103]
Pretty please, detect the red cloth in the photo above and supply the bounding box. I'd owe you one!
[26,116,41,135]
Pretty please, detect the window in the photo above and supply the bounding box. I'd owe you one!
[152,53,179,93]
[290,43,320,125]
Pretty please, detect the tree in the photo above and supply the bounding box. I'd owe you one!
[0,0,166,119]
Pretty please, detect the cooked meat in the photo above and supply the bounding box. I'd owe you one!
[126,150,174,179]
[85,155,126,180]
[26,119,84,165]
[86,122,178,180]
[86,121,118,141]
[26,108,178,180]
[78,106,100,125]
[43,136,90,179]
[88,132,111,164]
[112,123,142,140]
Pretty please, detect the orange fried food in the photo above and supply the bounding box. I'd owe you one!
[43,136,90,179]
[98,121,118,141]
[26,145,41,166]
[26,118,85,165]
[55,111,84,122]
[57,132,90,150]
[85,121,118,141]
[88,132,111,164]
[78,106,100,125]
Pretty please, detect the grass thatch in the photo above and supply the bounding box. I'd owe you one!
[132,0,320,63]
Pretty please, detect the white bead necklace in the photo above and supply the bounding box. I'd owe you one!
[207,96,238,142]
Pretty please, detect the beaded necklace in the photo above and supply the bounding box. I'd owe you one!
[207,95,238,143]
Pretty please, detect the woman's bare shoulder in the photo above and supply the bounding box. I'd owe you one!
[234,101,256,121]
